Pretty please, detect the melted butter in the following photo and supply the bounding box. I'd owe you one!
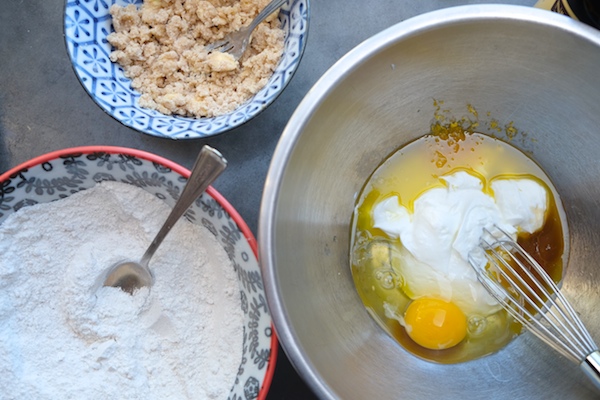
[350,131,567,364]
[358,133,550,215]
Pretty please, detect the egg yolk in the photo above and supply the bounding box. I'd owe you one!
[403,298,467,350]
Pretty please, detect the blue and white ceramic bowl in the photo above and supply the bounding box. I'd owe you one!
[0,146,277,399]
[64,0,309,139]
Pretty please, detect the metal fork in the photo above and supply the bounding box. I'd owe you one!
[204,0,289,61]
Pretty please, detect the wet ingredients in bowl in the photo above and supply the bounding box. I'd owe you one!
[0,181,243,398]
[350,131,567,363]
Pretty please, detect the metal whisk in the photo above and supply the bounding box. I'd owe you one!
[468,226,600,391]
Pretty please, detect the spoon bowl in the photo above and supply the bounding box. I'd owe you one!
[103,261,153,295]
[103,145,227,294]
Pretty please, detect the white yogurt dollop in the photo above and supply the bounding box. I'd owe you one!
[372,171,548,316]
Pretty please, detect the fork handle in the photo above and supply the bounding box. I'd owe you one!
[581,351,600,392]
[248,0,289,32]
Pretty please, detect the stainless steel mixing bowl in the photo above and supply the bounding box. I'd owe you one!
[259,5,600,399]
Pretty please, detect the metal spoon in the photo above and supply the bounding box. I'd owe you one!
[103,145,227,294]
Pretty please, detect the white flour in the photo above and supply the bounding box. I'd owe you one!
[0,181,244,399]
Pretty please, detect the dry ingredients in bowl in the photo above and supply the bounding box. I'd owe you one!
[0,181,243,399]
[107,0,285,118]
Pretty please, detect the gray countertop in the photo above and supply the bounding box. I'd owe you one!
[0,0,536,398]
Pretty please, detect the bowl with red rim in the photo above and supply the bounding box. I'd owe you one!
[0,146,277,399]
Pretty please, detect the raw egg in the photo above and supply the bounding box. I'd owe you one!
[404,298,467,350]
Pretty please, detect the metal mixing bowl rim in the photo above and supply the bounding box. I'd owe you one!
[258,4,600,399]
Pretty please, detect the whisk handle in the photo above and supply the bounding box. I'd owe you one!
[581,351,600,392]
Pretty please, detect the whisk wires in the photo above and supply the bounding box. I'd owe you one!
[469,226,598,364]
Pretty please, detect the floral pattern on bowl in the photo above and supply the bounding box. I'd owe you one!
[0,146,277,400]
[63,0,309,139]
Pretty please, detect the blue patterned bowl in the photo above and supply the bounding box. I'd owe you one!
[64,0,309,139]
[0,146,277,399]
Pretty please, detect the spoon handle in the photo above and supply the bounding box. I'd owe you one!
[139,145,228,267]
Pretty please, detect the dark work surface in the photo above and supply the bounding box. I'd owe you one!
[0,0,534,398]
[268,344,316,399]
